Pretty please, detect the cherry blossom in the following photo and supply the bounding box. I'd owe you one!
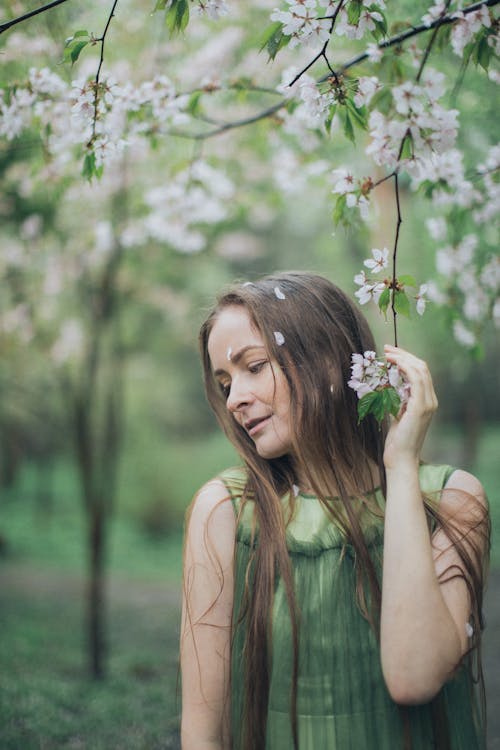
[364,247,389,273]
[348,351,410,405]
[270,1,331,48]
[353,76,381,108]
[450,6,492,58]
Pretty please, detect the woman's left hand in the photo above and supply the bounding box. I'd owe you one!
[383,345,438,470]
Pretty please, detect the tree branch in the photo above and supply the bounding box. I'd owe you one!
[0,0,73,35]
[170,0,499,140]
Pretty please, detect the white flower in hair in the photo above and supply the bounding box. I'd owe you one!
[274,331,285,346]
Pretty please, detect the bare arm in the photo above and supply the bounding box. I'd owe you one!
[180,480,236,749]
[380,346,488,705]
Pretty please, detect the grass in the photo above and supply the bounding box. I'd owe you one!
[0,425,498,748]
[0,567,181,749]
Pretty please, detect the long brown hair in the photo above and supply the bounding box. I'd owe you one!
[198,271,489,750]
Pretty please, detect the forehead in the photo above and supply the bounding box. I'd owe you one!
[207,306,264,364]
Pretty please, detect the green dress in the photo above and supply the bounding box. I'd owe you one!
[219,464,484,750]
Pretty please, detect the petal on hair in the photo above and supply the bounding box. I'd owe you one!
[242,281,254,287]
[273,331,285,346]
[292,484,299,497]
[465,621,474,638]
[226,347,232,361]
[274,285,286,300]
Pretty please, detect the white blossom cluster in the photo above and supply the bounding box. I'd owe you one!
[271,0,386,46]
[0,68,191,171]
[421,2,497,58]
[367,68,458,171]
[270,1,336,48]
[353,247,428,314]
[142,160,235,253]
[348,350,411,404]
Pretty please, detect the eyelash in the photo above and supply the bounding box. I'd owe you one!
[219,361,267,398]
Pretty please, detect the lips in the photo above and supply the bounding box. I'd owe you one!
[244,414,272,436]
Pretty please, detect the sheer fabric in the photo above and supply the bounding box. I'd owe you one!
[220,464,484,750]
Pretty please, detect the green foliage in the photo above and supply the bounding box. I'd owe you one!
[155,0,190,35]
[82,151,103,181]
[357,386,401,424]
[378,286,391,316]
[63,30,90,65]
[260,21,291,60]
[393,288,411,318]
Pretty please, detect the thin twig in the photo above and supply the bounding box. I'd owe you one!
[90,0,120,143]
[415,0,453,83]
[0,0,72,35]
[287,0,345,88]
[391,172,402,347]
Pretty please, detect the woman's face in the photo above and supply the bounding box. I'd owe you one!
[208,305,294,460]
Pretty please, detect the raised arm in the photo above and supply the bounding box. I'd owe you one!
[380,345,489,705]
[180,479,236,749]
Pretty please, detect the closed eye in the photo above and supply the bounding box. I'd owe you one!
[248,360,267,374]
[219,382,231,398]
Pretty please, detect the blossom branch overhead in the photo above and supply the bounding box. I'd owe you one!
[0,0,499,421]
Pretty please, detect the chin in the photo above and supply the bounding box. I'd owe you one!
[255,442,290,460]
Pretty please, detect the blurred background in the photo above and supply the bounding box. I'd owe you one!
[0,1,498,748]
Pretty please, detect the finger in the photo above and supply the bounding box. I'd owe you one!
[384,348,437,413]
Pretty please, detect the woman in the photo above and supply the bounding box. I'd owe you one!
[180,271,489,750]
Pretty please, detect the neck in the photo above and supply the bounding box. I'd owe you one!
[292,457,380,498]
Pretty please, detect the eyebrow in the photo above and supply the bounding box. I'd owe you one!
[213,345,266,377]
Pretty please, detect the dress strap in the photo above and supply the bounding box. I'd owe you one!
[218,465,248,516]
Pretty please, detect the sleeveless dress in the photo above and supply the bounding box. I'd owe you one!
[219,464,485,750]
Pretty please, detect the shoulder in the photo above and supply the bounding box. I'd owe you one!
[188,477,236,528]
[440,468,488,517]
[185,478,237,564]
[444,469,486,499]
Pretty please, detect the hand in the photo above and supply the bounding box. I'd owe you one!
[382,345,438,470]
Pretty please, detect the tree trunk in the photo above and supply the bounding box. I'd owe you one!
[87,507,107,679]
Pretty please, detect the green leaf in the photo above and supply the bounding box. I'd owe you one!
[187,91,202,116]
[69,41,89,64]
[400,134,413,161]
[393,289,410,318]
[333,193,347,225]
[342,109,355,143]
[73,29,90,38]
[398,274,417,288]
[378,286,391,316]
[325,104,336,134]
[369,9,387,42]
[153,0,167,10]
[435,23,452,51]
[347,99,368,130]
[165,0,189,35]
[347,1,362,26]
[382,387,401,418]
[82,152,96,181]
[358,387,400,425]
[260,21,290,60]
[474,36,492,71]
[357,390,379,422]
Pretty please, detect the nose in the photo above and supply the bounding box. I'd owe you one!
[226,378,253,414]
